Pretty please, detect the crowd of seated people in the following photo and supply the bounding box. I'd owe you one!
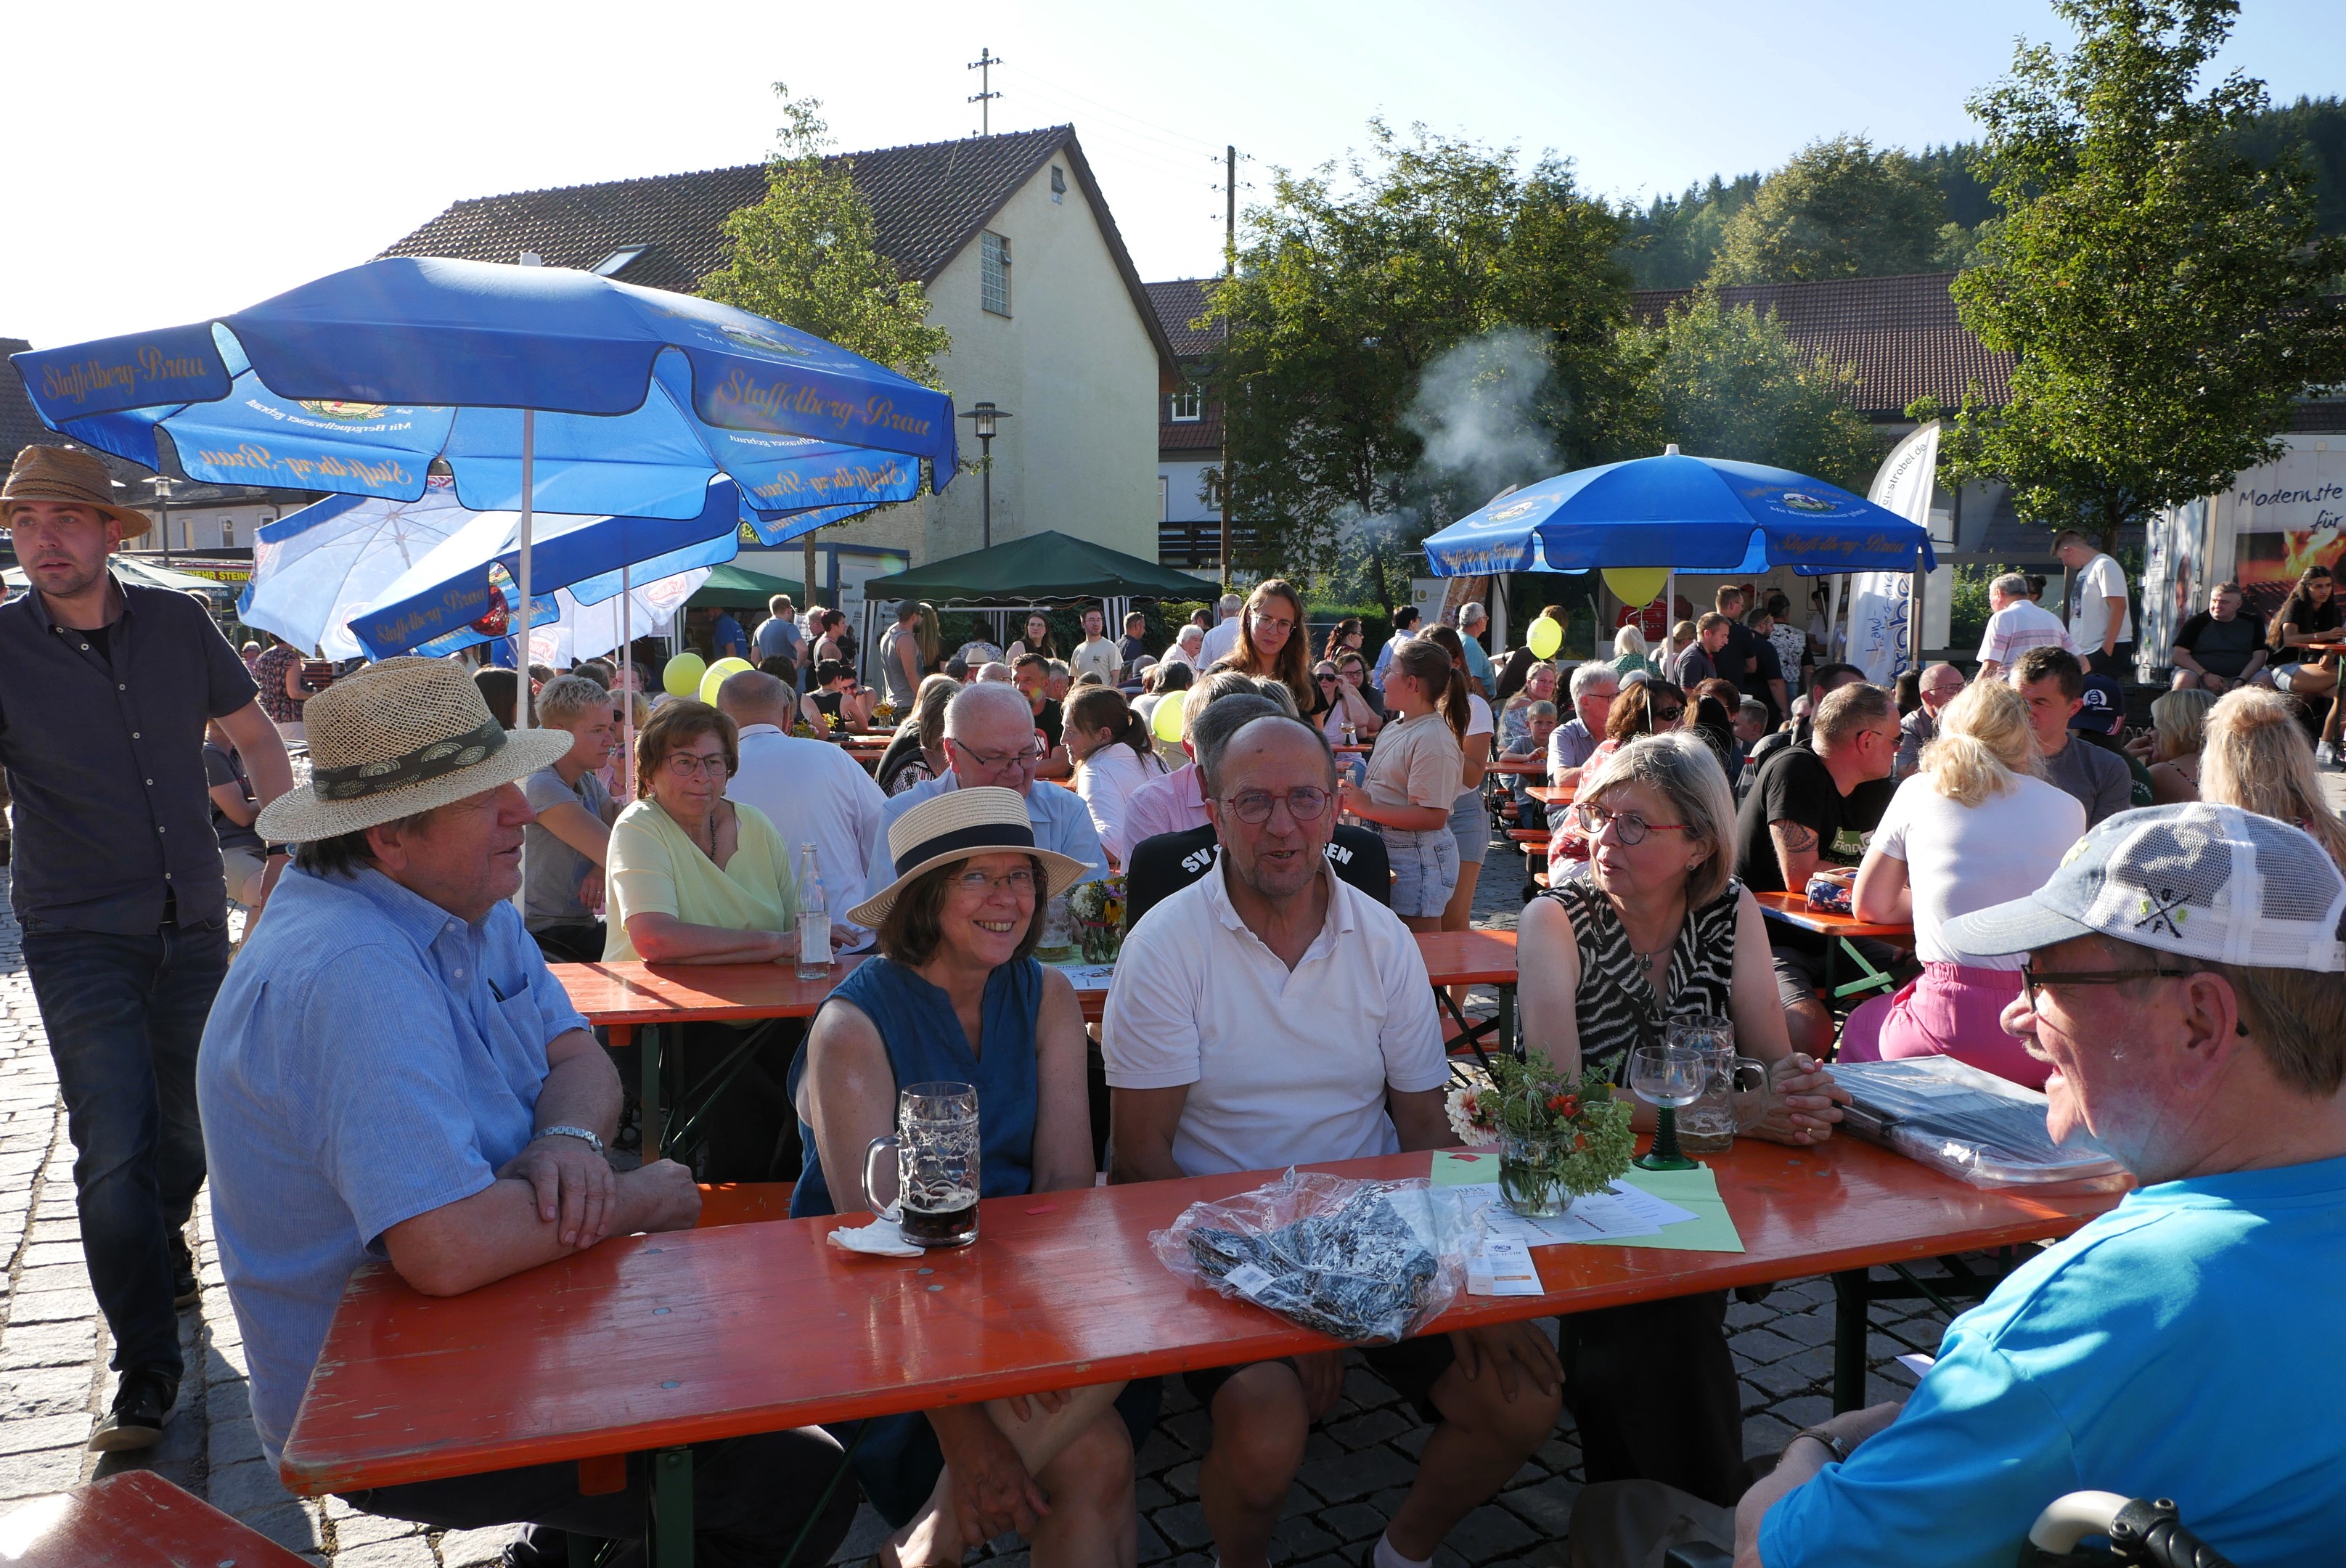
[179,595,2346,1568]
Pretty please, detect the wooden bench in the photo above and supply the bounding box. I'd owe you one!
[0,1470,312,1567]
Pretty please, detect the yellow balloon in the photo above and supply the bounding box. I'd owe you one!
[1150,693,1186,743]
[1601,567,1671,608]
[661,652,706,697]
[1526,616,1564,660]
[698,656,753,706]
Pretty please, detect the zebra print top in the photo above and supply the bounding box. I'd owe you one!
[1535,875,1744,1083]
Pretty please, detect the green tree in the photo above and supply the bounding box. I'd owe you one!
[1619,292,1883,488]
[1708,136,1949,285]
[1617,173,1763,288]
[1922,0,2346,550]
[701,84,952,386]
[1203,121,1638,599]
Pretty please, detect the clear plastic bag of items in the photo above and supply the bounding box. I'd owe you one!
[1151,1169,1484,1344]
[1830,1057,2126,1187]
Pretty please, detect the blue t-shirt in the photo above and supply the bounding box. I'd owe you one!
[195,865,586,1466]
[1762,1153,2346,1568]
[710,613,748,660]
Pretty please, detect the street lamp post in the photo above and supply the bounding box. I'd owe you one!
[959,401,1012,550]
[146,475,176,566]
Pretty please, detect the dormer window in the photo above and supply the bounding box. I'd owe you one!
[592,245,647,277]
[1169,384,1203,422]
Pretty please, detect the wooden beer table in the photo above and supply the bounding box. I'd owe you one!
[1752,889,1915,1003]
[557,931,1524,1155]
[282,1142,2124,1566]
[1524,783,1574,806]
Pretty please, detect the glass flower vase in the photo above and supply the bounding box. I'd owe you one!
[1497,1131,1578,1219]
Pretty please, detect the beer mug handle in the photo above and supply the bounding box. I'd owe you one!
[862,1133,902,1217]
[1730,1057,1771,1132]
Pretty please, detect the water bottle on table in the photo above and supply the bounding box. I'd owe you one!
[796,842,832,981]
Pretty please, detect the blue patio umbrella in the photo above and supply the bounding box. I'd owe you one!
[1420,446,1935,579]
[12,256,952,719]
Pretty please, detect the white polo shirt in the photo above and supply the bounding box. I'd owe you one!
[1102,859,1447,1177]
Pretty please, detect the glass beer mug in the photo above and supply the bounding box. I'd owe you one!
[865,1081,981,1248]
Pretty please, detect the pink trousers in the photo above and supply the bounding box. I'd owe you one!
[1837,962,2048,1091]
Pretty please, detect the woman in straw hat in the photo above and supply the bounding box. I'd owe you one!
[792,787,1143,1568]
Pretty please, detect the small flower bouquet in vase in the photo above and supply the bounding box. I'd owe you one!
[1063,875,1127,963]
[1447,1057,1635,1219]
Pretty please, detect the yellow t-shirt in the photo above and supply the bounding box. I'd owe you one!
[1364,710,1464,812]
[602,797,799,962]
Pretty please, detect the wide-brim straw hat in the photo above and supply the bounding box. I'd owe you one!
[257,656,572,844]
[2,446,152,536]
[846,785,1093,928]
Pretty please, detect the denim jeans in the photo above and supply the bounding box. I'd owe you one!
[20,915,229,1379]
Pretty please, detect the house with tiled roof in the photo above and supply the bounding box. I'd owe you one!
[380,127,1181,575]
[1143,278,1235,569]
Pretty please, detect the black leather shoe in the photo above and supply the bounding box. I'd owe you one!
[89,1366,177,1452]
[171,1233,200,1308]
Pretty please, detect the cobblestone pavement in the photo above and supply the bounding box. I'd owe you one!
[0,835,1962,1567]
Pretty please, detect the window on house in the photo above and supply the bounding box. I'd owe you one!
[592,245,647,277]
[222,516,235,547]
[981,232,1012,317]
[1050,166,1066,205]
[1158,475,1169,522]
[1169,384,1204,422]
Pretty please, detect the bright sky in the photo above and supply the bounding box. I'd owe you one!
[11,0,2343,350]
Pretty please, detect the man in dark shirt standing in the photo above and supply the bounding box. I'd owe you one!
[1670,613,1730,690]
[1733,682,1901,1055]
[1713,586,1757,697]
[2168,581,2268,693]
[0,446,294,1450]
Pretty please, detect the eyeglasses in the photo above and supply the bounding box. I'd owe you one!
[954,742,1042,769]
[1254,615,1296,633]
[954,867,1037,897]
[1573,801,1693,846]
[1220,786,1332,825]
[662,751,730,779]
[2018,962,2194,1011]
[1648,705,1684,725]
[1315,671,1339,682]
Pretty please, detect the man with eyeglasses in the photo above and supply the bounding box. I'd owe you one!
[1549,663,1621,785]
[1733,682,1903,1056]
[1105,714,1561,1568]
[862,682,1105,910]
[1584,802,2346,1568]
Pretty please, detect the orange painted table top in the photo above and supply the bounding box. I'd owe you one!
[0,1471,312,1567]
[281,1140,2122,1495]
[1485,758,1546,776]
[555,934,1518,1036]
[1525,784,1574,805]
[1750,889,1916,944]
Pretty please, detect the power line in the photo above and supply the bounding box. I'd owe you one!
[994,62,1224,158]
[967,47,1002,136]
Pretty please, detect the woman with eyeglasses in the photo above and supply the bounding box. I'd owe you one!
[604,701,804,1179]
[793,788,1145,1567]
[1548,680,1688,871]
[1516,732,1844,1505]
[1320,616,1365,664]
[1338,639,1469,931]
[1841,680,2083,1087]
[1315,658,1383,748]
[1227,578,1319,716]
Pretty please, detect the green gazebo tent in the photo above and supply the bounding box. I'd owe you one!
[858,531,1214,605]
[684,560,806,610]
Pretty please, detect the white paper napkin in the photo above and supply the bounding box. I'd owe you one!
[826,1214,925,1258]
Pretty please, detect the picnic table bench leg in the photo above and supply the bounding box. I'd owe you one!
[649,1445,693,1568]
[1497,982,1516,1058]
[637,1024,665,1161]
[1831,1268,1870,1414]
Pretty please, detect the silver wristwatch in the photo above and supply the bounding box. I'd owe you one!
[536,1124,605,1157]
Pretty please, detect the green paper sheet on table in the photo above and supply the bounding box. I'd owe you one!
[1430,1150,1745,1253]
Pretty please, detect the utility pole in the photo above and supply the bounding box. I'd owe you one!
[968,49,1002,135]
[1219,144,1237,589]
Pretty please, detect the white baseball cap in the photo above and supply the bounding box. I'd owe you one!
[1942,803,2346,972]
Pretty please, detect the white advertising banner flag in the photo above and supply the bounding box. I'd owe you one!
[1846,422,1940,684]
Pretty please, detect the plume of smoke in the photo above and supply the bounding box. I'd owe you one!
[1402,328,1559,513]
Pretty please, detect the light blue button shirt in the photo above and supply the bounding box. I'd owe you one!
[1762,1154,2346,1568]
[863,773,1107,907]
[195,865,587,1466]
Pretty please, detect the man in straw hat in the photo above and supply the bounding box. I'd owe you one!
[0,443,295,1450]
[1575,803,2346,1567]
[196,658,857,1563]
[1105,712,1561,1568]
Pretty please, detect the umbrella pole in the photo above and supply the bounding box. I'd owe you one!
[621,563,636,800]
[516,409,534,730]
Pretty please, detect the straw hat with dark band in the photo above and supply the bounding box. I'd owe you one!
[256,657,572,844]
[1,446,152,536]
[846,786,1092,928]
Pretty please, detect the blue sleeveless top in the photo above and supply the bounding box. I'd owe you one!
[790,955,1045,1217]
